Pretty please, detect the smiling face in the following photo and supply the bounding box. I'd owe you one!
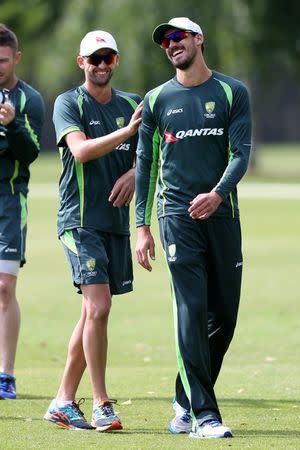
[77,48,119,87]
[163,28,203,71]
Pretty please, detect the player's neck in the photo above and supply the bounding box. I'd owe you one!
[84,82,113,104]
[176,60,212,88]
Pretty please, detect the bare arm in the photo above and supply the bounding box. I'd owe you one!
[66,102,143,163]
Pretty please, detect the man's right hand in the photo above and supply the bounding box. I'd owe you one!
[0,102,15,126]
[135,225,155,272]
[126,101,143,136]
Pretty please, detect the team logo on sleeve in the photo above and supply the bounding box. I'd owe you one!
[116,117,125,128]
[204,101,216,118]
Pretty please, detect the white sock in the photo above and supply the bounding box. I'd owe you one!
[56,399,73,408]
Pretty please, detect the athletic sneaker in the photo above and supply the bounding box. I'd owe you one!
[0,373,16,399]
[91,400,122,432]
[190,419,233,439]
[44,398,94,430]
[168,398,192,434]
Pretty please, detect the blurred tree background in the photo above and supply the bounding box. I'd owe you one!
[1,0,300,149]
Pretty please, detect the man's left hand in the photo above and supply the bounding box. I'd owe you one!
[188,191,222,220]
[109,167,135,207]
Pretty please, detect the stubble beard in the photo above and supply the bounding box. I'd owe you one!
[0,72,13,89]
[168,46,197,71]
[89,70,114,87]
[174,57,194,71]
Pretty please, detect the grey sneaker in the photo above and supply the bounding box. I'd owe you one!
[91,400,122,432]
[168,399,192,434]
[190,419,233,439]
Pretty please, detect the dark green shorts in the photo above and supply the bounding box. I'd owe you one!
[60,227,133,295]
[0,193,27,266]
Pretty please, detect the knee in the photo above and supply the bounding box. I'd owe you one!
[209,315,237,343]
[0,279,14,310]
[86,299,111,322]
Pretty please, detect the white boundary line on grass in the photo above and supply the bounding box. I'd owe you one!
[28,182,300,199]
[238,183,300,199]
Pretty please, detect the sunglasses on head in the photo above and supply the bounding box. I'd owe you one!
[161,31,191,49]
[86,52,117,66]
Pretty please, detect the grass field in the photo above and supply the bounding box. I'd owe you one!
[0,146,300,449]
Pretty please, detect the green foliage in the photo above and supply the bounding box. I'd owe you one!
[245,0,300,78]
[3,0,298,98]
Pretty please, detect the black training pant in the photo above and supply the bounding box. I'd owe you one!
[159,214,242,425]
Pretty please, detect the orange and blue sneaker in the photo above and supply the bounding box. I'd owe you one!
[91,400,122,432]
[44,398,94,430]
[0,372,16,399]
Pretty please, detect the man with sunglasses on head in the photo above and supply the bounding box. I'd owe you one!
[44,30,142,431]
[135,17,251,439]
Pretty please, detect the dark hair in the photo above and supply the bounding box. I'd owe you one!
[0,24,18,52]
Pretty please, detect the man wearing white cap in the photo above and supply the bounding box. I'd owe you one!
[135,17,252,439]
[44,30,142,431]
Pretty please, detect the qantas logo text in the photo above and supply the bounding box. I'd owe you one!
[164,128,224,142]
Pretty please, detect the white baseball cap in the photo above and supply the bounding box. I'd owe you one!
[152,17,203,45]
[79,30,118,56]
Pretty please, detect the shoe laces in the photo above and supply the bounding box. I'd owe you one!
[94,399,117,419]
[203,419,222,428]
[174,399,191,423]
[181,410,191,423]
[0,376,15,392]
[65,398,86,420]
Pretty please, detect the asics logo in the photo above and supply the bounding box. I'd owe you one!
[167,108,183,116]
[89,120,101,125]
[115,143,130,151]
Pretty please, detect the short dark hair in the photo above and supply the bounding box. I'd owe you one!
[0,24,18,52]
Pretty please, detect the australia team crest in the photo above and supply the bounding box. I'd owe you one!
[116,117,124,128]
[204,101,216,118]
